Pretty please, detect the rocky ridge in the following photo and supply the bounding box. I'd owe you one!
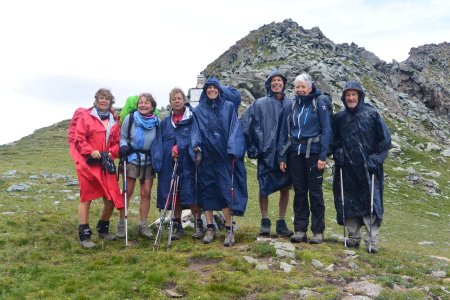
[203,19,450,143]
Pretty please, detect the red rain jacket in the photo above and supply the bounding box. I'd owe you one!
[68,107,124,209]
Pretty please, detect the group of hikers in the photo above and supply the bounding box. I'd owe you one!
[68,70,391,254]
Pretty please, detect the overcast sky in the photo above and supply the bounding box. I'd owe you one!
[0,0,449,145]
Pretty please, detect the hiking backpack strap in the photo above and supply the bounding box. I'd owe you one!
[126,111,135,149]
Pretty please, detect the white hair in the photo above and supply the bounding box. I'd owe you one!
[294,73,313,88]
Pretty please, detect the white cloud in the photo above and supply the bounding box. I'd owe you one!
[0,0,449,144]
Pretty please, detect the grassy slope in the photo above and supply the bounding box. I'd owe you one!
[0,118,449,300]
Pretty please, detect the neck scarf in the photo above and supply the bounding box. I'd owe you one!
[95,107,110,120]
[133,111,159,149]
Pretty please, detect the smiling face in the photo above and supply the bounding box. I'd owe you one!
[137,96,154,115]
[344,89,360,111]
[270,75,284,94]
[206,85,219,100]
[295,81,312,96]
[95,96,112,112]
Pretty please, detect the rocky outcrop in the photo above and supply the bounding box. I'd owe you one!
[202,19,450,143]
[390,43,450,118]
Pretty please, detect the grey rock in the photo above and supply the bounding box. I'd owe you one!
[430,270,446,278]
[280,262,294,272]
[7,183,31,192]
[311,259,323,269]
[324,264,336,272]
[65,180,79,186]
[348,262,360,270]
[276,248,295,259]
[344,280,383,297]
[3,170,17,176]
[255,264,269,271]
[243,256,258,264]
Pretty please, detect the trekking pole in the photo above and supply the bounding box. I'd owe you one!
[153,158,178,251]
[340,168,346,248]
[194,150,201,233]
[123,160,128,247]
[230,157,236,232]
[369,173,375,253]
[167,173,179,251]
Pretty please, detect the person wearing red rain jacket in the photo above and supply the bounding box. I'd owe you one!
[69,88,124,249]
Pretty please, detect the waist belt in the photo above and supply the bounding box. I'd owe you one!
[292,136,321,158]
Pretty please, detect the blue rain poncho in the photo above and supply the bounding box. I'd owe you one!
[332,81,391,225]
[152,104,195,209]
[190,77,248,216]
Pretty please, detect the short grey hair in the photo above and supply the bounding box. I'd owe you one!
[294,73,313,88]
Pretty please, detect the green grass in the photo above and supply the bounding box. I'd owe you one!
[0,116,449,299]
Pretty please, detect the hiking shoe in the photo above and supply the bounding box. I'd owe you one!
[203,228,216,244]
[170,221,185,240]
[223,230,235,247]
[97,220,117,240]
[276,219,294,237]
[346,239,360,248]
[259,218,271,236]
[366,244,379,254]
[192,220,204,239]
[80,239,96,249]
[310,233,324,244]
[116,221,126,239]
[290,231,307,243]
[138,223,153,239]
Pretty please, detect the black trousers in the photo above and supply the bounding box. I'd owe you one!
[288,152,325,234]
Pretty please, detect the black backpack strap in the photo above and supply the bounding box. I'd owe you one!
[127,111,135,149]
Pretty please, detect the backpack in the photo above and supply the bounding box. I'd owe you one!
[313,92,334,156]
[68,107,89,161]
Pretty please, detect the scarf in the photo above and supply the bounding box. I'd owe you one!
[133,111,159,149]
[95,107,110,120]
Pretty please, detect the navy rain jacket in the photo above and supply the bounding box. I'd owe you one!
[332,81,391,225]
[152,104,196,209]
[241,70,292,196]
[278,84,332,162]
[190,77,248,216]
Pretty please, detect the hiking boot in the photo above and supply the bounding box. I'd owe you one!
[276,219,294,237]
[192,220,204,239]
[290,231,307,243]
[80,239,96,249]
[97,220,117,240]
[79,224,95,249]
[259,218,271,236]
[170,221,185,240]
[346,238,360,248]
[138,223,153,239]
[366,244,379,254]
[203,227,216,244]
[310,233,324,244]
[223,230,235,247]
[116,221,126,239]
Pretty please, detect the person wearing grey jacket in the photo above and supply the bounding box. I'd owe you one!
[117,93,159,239]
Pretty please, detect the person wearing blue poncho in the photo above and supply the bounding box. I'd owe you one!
[152,87,203,241]
[241,69,294,238]
[191,77,248,247]
[333,81,391,253]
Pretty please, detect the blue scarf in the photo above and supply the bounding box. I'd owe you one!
[133,111,159,149]
[95,107,110,120]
